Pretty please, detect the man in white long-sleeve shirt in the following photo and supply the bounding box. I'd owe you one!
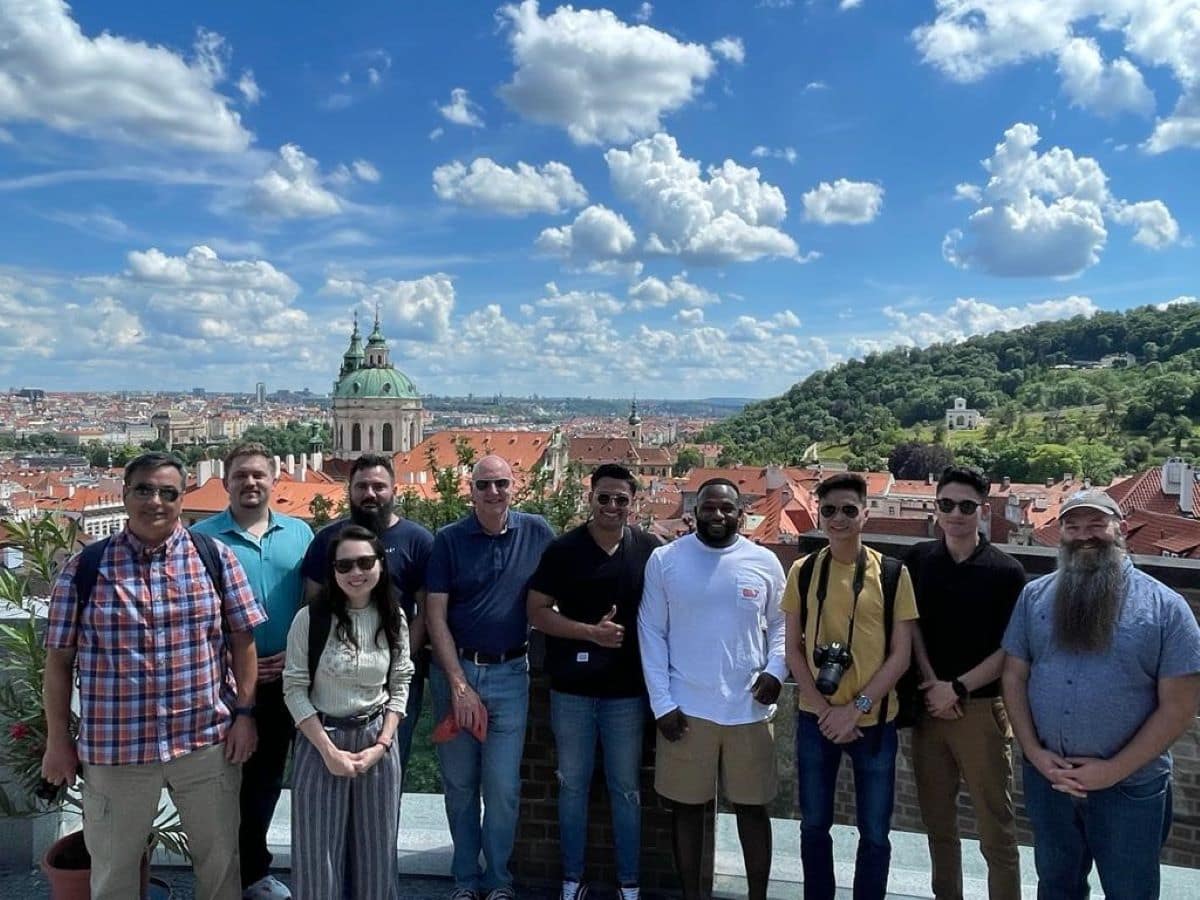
[638,478,787,900]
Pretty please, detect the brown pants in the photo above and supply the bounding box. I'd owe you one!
[910,698,1020,900]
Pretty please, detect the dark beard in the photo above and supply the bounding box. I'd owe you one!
[350,501,393,535]
[1053,538,1126,653]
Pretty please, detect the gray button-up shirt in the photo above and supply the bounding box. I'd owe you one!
[1003,558,1200,785]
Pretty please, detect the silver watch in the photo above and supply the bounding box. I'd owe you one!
[853,694,873,714]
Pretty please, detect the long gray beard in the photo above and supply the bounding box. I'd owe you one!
[1053,539,1126,653]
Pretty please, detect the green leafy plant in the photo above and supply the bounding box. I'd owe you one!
[0,514,190,859]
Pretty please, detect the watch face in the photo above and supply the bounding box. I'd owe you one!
[855,695,872,713]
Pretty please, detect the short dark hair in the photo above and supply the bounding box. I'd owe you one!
[349,454,395,483]
[223,441,272,472]
[696,477,740,498]
[815,472,867,501]
[937,465,990,499]
[123,451,185,487]
[591,463,638,495]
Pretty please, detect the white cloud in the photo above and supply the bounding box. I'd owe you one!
[236,70,262,106]
[537,283,624,318]
[0,2,250,152]
[1155,295,1197,310]
[882,295,1097,347]
[954,182,982,203]
[804,81,828,91]
[429,127,445,141]
[913,2,1200,152]
[676,308,704,324]
[497,0,716,145]
[943,122,1179,277]
[802,179,884,225]
[634,3,654,23]
[751,145,798,164]
[433,158,587,216]
[605,132,807,264]
[438,88,484,128]
[628,274,719,309]
[246,144,345,218]
[711,37,745,65]
[536,205,637,267]
[127,245,297,295]
[840,0,864,8]
[351,160,381,184]
[320,274,456,342]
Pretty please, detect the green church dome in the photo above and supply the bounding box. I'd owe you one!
[334,366,419,399]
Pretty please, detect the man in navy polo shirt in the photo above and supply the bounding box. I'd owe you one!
[426,454,556,900]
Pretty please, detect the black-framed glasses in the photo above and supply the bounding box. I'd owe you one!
[595,493,631,508]
[474,478,511,492]
[937,498,980,515]
[129,484,181,502]
[820,503,860,520]
[333,555,379,574]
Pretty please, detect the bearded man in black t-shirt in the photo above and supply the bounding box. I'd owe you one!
[527,463,662,900]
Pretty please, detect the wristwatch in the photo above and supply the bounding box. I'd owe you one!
[951,678,969,700]
[853,694,873,714]
[232,705,256,720]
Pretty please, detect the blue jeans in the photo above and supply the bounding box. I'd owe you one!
[394,670,425,785]
[430,657,529,892]
[1022,761,1173,900]
[795,713,898,900]
[550,691,645,885]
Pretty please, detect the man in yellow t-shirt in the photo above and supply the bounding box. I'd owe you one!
[782,472,917,900]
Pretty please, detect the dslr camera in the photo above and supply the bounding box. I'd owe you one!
[812,642,852,695]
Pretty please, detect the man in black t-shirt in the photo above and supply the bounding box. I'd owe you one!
[528,464,662,900]
[906,466,1025,900]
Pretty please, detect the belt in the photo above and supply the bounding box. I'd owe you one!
[458,644,528,665]
[318,705,384,730]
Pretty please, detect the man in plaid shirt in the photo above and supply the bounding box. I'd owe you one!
[41,452,266,900]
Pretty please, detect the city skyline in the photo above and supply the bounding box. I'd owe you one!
[1,1,1197,399]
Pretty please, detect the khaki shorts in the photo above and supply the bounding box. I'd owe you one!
[655,715,778,805]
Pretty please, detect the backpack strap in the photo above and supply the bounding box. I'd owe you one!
[795,548,823,640]
[71,537,113,609]
[187,531,226,601]
[307,602,333,692]
[874,554,904,741]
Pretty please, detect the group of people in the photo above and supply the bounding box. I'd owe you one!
[38,443,1200,900]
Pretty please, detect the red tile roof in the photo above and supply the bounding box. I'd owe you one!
[1107,466,1200,516]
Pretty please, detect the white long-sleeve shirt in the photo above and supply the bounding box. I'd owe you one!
[638,533,787,725]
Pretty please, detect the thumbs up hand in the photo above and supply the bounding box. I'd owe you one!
[590,606,626,648]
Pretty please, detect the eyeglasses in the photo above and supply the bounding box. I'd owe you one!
[473,478,511,492]
[595,493,631,508]
[129,484,181,502]
[936,498,980,515]
[333,555,379,574]
[819,503,860,520]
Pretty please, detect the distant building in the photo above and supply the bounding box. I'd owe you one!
[567,401,673,480]
[255,382,266,406]
[945,396,980,430]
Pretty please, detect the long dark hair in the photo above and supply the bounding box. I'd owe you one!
[320,525,403,653]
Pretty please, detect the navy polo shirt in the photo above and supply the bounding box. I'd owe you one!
[426,510,555,655]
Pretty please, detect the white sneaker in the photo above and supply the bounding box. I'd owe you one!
[618,887,640,900]
[243,875,291,899]
[560,882,590,900]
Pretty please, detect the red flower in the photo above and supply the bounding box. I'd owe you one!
[8,722,31,742]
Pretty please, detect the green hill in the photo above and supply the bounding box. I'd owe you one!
[705,303,1200,483]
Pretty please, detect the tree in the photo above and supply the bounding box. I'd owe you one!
[1026,444,1082,483]
[308,494,346,528]
[672,447,702,478]
[887,442,954,481]
[517,465,584,533]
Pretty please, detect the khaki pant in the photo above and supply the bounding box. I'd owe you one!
[910,698,1020,900]
[655,716,777,805]
[82,743,242,900]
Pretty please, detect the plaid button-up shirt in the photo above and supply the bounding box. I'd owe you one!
[46,524,266,766]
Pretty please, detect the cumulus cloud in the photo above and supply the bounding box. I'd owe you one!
[535,205,638,270]
[913,2,1200,152]
[628,274,719,310]
[882,295,1097,347]
[330,159,382,187]
[1155,296,1197,310]
[954,182,982,202]
[246,144,345,218]
[236,70,262,105]
[0,1,250,152]
[802,179,884,225]
[605,132,807,264]
[943,122,1179,277]
[751,145,798,164]
[320,274,456,342]
[711,37,745,65]
[433,158,587,216]
[438,88,484,128]
[497,0,716,144]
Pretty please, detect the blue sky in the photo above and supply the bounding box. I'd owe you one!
[1,0,1196,398]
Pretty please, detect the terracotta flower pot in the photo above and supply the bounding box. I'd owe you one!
[41,830,152,899]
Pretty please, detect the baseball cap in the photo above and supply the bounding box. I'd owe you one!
[1058,490,1122,520]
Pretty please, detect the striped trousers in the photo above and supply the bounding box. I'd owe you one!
[291,715,402,900]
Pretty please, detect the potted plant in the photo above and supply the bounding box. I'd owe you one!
[0,514,186,898]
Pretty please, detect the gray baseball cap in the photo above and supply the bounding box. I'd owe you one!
[1058,490,1123,520]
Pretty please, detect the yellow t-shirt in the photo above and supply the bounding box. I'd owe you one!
[781,546,918,726]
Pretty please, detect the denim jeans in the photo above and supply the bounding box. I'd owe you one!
[550,691,645,885]
[430,657,529,892]
[394,670,425,786]
[1022,761,1173,900]
[795,712,898,900]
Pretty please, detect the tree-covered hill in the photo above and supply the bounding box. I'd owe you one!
[705,303,1200,482]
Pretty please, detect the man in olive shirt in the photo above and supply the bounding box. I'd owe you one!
[907,466,1025,900]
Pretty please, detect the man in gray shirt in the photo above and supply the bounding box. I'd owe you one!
[1002,490,1200,900]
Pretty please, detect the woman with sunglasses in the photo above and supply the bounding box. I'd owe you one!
[283,525,414,899]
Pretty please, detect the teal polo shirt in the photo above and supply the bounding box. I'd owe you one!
[192,509,313,656]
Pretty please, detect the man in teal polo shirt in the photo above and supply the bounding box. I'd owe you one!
[193,441,313,900]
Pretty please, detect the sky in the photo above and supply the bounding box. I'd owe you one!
[0,0,1197,400]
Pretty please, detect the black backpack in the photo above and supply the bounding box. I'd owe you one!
[794,547,916,729]
[307,601,333,690]
[73,530,226,607]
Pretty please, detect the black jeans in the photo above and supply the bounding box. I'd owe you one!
[239,678,294,887]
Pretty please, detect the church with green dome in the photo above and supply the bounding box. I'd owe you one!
[330,310,423,460]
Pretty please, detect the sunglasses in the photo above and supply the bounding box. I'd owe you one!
[130,484,181,502]
[474,478,511,492]
[595,493,631,508]
[333,555,379,574]
[936,498,980,515]
[819,503,860,520]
